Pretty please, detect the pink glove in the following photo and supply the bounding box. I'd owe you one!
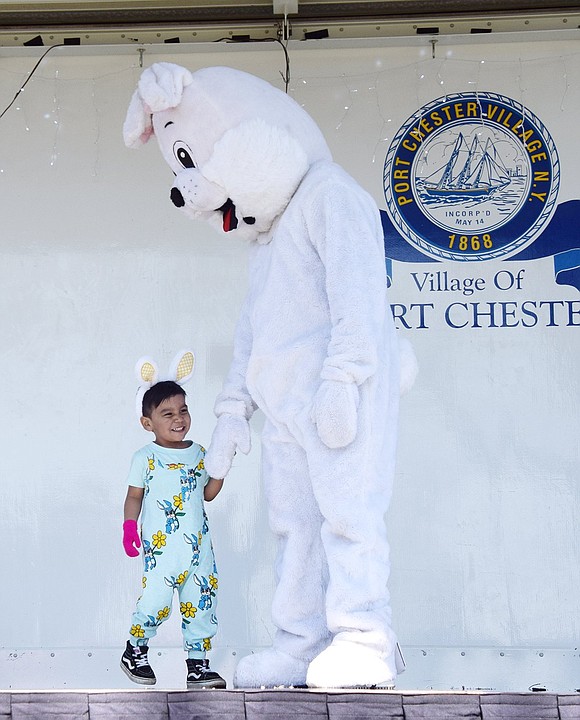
[123,519,141,557]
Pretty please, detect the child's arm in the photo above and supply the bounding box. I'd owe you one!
[204,477,224,502]
[124,485,144,521]
[123,486,144,557]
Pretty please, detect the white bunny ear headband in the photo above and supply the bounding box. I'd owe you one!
[135,349,195,416]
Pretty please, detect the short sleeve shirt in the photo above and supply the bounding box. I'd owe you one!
[127,441,210,573]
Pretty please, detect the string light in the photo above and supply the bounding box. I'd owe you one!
[369,75,383,163]
[1,45,579,173]
[371,118,392,164]
[334,73,356,131]
[515,59,528,149]
[91,78,101,178]
[437,59,446,87]
[560,56,569,112]
[50,68,61,167]
[414,61,426,132]
[16,102,31,133]
[475,60,486,128]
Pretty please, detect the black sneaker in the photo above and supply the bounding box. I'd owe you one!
[120,640,156,685]
[186,658,226,689]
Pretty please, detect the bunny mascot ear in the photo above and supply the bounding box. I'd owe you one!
[123,91,155,148]
[135,356,159,416]
[123,62,194,148]
[168,349,195,385]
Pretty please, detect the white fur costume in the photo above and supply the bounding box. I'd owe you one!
[124,63,416,689]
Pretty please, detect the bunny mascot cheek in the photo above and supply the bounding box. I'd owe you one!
[124,63,416,689]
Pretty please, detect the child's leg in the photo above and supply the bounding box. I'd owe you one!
[177,538,218,657]
[129,570,174,646]
[178,544,226,689]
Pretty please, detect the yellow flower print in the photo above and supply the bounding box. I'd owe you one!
[173,495,183,511]
[209,574,218,591]
[197,459,205,471]
[148,456,155,471]
[130,624,145,638]
[203,638,212,651]
[142,577,147,589]
[152,530,167,549]
[157,606,170,621]
[176,570,189,586]
[181,601,197,619]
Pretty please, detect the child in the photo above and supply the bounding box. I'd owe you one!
[120,359,226,689]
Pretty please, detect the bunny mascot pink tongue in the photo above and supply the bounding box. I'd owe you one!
[124,63,416,689]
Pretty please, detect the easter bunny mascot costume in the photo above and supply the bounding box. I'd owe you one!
[124,63,416,689]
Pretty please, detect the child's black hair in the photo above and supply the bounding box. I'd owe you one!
[142,381,186,418]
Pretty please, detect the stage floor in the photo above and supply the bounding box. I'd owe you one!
[2,689,580,719]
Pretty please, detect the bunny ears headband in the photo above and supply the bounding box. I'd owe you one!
[135,349,195,417]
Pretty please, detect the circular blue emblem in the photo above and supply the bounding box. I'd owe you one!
[383,93,560,261]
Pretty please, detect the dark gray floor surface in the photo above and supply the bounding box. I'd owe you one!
[3,690,580,720]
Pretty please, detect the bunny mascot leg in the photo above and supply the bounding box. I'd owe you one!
[124,63,416,689]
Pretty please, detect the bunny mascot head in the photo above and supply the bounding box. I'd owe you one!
[124,63,414,689]
[124,63,331,243]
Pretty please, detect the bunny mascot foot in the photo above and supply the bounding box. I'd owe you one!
[124,62,416,691]
[307,641,405,689]
[234,649,310,688]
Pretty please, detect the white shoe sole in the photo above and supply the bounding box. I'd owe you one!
[120,659,156,686]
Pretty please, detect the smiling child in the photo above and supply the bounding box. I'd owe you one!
[121,379,225,689]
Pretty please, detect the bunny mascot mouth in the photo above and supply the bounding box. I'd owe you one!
[170,186,238,233]
[217,198,238,232]
[124,62,416,692]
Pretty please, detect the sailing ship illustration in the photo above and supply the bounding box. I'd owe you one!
[421,132,512,198]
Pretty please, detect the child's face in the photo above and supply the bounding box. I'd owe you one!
[141,393,191,448]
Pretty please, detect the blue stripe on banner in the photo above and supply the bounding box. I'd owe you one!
[382,200,580,291]
[554,250,580,291]
[385,256,393,288]
[506,199,580,291]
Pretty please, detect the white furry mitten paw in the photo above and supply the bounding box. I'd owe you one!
[311,379,360,449]
[204,413,251,479]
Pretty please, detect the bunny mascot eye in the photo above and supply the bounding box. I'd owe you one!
[173,142,195,169]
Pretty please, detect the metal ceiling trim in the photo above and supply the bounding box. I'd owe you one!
[0,1,578,45]
[3,0,580,27]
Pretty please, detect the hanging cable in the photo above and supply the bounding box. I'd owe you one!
[0,43,65,120]
[270,35,291,92]
[214,34,291,93]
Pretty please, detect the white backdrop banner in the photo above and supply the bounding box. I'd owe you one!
[0,32,579,691]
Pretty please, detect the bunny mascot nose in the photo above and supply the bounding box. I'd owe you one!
[170,187,185,207]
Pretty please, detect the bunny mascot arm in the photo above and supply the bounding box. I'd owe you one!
[307,173,387,449]
[204,297,255,480]
[124,63,415,690]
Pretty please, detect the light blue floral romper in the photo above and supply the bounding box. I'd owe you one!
[126,441,218,658]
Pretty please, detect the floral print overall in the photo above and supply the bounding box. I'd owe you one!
[126,442,218,656]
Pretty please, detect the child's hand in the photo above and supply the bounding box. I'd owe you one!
[123,519,141,557]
